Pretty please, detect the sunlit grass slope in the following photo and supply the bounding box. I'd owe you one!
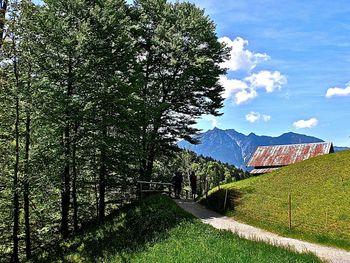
[206,150,350,250]
[32,195,321,263]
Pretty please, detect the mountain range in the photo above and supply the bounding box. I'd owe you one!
[177,127,349,170]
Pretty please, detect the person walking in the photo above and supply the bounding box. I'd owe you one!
[172,171,183,199]
[190,171,197,199]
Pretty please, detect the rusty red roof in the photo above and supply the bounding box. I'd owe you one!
[247,142,334,168]
[250,168,279,174]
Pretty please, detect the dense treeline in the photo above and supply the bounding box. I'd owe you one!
[153,150,250,195]
[0,0,228,261]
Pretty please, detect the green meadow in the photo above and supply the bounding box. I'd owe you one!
[204,150,350,250]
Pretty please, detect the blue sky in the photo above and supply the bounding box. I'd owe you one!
[182,0,350,146]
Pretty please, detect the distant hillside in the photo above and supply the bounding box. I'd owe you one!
[178,128,326,169]
[204,150,350,250]
[334,146,350,152]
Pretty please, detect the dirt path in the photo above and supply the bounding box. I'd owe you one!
[175,199,350,263]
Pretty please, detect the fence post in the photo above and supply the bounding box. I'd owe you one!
[139,182,142,200]
[223,189,228,210]
[206,180,209,199]
[168,185,172,198]
[288,193,292,230]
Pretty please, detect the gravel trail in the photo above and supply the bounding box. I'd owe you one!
[175,199,350,263]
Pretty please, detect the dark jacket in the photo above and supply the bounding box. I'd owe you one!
[173,173,183,188]
[190,173,197,188]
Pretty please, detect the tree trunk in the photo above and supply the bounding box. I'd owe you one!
[92,151,99,218]
[98,154,106,223]
[98,125,107,223]
[61,57,73,238]
[23,111,31,259]
[11,96,20,263]
[23,67,33,260]
[143,123,160,181]
[94,179,99,219]
[72,122,78,233]
[139,124,148,181]
[139,158,146,181]
[145,148,156,182]
[139,46,151,181]
[61,125,70,237]
[10,38,20,263]
[0,0,8,49]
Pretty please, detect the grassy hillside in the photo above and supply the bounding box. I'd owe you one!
[32,195,321,263]
[204,150,350,250]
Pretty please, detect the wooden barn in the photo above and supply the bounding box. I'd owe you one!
[247,142,334,175]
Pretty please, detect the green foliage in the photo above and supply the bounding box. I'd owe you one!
[131,0,229,180]
[0,0,229,260]
[33,195,322,263]
[153,149,248,196]
[204,150,350,250]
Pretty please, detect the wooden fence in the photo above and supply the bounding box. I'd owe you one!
[137,181,191,200]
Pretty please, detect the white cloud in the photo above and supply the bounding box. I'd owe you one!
[245,70,287,92]
[219,36,270,71]
[293,118,319,129]
[262,114,271,122]
[246,112,259,123]
[326,83,350,98]
[235,89,258,105]
[219,75,257,105]
[219,76,248,99]
[245,112,271,123]
[220,71,287,105]
[218,36,287,105]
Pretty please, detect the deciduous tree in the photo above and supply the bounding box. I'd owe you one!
[132,0,229,181]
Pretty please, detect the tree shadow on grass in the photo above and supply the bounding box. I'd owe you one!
[31,195,194,262]
[200,188,243,214]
